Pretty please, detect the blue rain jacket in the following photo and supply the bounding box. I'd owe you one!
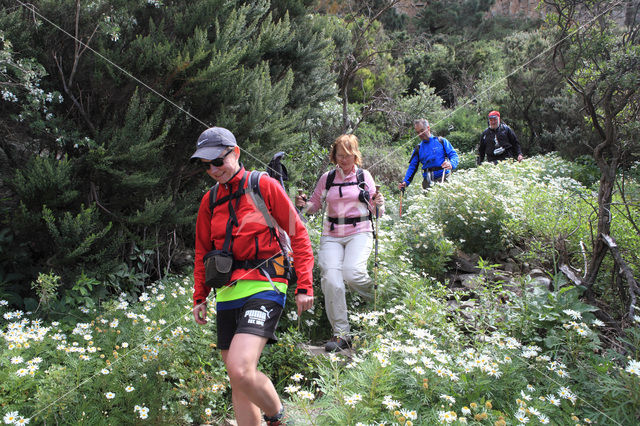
[403,136,459,185]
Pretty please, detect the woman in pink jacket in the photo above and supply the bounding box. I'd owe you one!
[296,134,384,352]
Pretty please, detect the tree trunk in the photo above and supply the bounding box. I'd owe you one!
[583,152,618,294]
[342,84,349,133]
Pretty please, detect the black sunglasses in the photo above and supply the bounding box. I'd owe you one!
[200,149,233,169]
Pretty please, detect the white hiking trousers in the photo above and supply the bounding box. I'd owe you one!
[318,232,373,337]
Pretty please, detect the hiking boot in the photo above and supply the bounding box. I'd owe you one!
[324,336,350,352]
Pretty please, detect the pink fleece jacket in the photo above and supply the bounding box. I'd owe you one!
[305,166,384,237]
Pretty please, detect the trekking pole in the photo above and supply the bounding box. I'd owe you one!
[374,185,380,311]
[398,186,405,217]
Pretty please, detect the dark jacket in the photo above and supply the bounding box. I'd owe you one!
[477,123,522,164]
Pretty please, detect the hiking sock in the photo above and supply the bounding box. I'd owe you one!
[263,404,285,425]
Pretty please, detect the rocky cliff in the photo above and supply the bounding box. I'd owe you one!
[395,0,638,26]
[488,0,545,19]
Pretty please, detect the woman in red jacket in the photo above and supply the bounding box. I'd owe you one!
[190,127,314,426]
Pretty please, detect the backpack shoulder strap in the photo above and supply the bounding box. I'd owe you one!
[409,143,421,163]
[356,167,364,184]
[325,169,337,191]
[247,171,277,232]
[208,183,220,214]
[438,137,448,160]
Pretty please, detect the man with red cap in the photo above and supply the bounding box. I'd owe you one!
[477,110,523,164]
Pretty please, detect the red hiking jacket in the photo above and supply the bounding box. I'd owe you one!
[193,167,314,306]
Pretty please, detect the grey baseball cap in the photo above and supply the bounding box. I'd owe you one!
[190,127,237,161]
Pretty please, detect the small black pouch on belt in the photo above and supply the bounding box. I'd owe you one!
[203,249,234,288]
[203,180,245,289]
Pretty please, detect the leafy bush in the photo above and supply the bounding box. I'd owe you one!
[432,105,484,153]
[360,143,408,190]
[568,155,600,188]
[383,198,455,279]
[430,172,511,257]
[456,149,478,170]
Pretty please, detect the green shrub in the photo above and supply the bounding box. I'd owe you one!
[456,149,478,170]
[569,155,600,188]
[430,173,510,257]
[260,328,318,393]
[384,202,455,279]
[30,272,60,313]
[361,144,408,190]
[432,105,485,153]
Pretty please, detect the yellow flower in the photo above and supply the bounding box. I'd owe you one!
[485,400,492,409]
[474,413,488,421]
[494,420,506,426]
[470,402,478,410]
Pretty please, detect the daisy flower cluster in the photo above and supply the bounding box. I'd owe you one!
[133,404,149,419]
[3,411,30,425]
[10,355,43,378]
[393,408,418,425]
[210,383,226,393]
[510,385,556,424]
[625,359,640,377]
[1,315,50,350]
[382,395,401,410]
[561,309,601,338]
[0,276,201,422]
[284,374,316,401]
[437,409,457,424]
[348,302,592,424]
[344,393,363,407]
[350,309,386,327]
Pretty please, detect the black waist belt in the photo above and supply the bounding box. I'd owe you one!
[327,215,370,231]
[426,166,444,172]
[233,256,290,280]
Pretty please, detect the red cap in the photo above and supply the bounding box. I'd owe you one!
[488,111,500,118]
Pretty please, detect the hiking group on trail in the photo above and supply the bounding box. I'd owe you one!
[189,115,521,424]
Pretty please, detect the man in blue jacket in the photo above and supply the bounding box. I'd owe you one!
[398,118,459,191]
